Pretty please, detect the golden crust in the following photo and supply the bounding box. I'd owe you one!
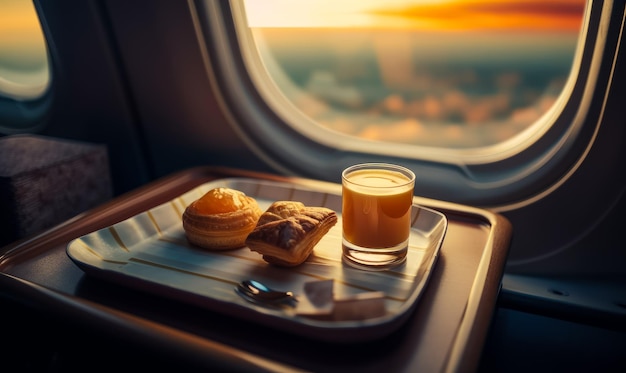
[245,201,338,266]
[183,188,262,250]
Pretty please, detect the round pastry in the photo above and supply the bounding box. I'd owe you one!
[183,187,262,250]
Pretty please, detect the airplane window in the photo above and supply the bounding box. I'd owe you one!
[235,0,586,162]
[0,0,49,100]
[0,0,50,133]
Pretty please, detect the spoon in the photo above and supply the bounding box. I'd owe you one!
[235,280,298,307]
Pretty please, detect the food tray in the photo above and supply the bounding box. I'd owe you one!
[66,178,447,342]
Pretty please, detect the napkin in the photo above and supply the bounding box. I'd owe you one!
[296,279,387,321]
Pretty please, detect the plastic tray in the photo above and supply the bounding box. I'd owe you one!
[66,178,447,342]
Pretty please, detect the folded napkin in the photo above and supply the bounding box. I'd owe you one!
[296,279,387,321]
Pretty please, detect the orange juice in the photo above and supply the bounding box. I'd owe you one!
[342,166,415,250]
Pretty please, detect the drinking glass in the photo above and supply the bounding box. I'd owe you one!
[341,163,415,270]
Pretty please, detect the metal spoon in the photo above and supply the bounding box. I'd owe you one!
[235,280,298,307]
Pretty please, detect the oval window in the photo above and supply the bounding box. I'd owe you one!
[237,0,586,163]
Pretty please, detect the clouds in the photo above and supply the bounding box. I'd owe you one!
[368,0,586,31]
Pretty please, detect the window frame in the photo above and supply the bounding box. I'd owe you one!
[191,0,613,209]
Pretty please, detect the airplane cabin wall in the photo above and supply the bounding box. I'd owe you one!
[34,0,150,195]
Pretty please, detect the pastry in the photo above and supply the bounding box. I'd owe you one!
[245,201,338,266]
[183,187,262,250]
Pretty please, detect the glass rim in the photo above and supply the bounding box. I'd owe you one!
[342,163,415,188]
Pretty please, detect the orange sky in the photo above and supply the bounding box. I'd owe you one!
[0,0,46,49]
[244,0,586,32]
[372,0,587,31]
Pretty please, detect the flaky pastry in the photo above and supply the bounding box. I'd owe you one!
[245,201,338,266]
[183,187,262,250]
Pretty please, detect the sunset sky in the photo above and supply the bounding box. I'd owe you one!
[0,0,48,98]
[244,0,586,32]
[0,0,46,54]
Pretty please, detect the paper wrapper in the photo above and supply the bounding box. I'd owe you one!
[295,279,387,321]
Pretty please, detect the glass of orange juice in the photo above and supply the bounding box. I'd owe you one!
[342,163,415,270]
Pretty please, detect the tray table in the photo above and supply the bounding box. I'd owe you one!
[0,166,512,372]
